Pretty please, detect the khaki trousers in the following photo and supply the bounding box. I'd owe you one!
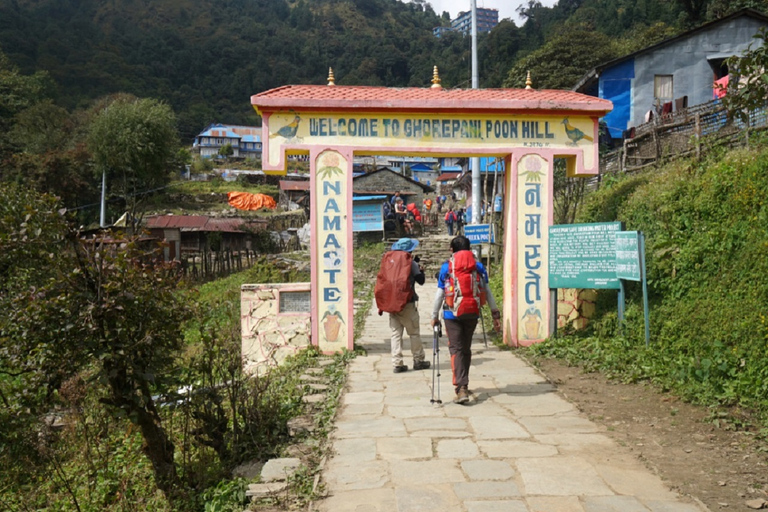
[389,302,425,367]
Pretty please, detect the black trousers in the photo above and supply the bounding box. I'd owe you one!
[444,316,478,393]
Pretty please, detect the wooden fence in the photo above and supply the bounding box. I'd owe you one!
[179,249,261,281]
[598,99,767,180]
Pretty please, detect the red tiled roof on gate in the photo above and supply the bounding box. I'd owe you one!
[252,85,612,114]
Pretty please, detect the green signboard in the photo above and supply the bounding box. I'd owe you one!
[615,231,642,281]
[548,222,622,289]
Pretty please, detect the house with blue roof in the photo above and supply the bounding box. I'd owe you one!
[573,8,768,142]
[193,123,262,159]
[409,162,439,186]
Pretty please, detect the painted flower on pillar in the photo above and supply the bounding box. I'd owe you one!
[519,155,545,182]
[321,304,345,343]
[318,152,343,179]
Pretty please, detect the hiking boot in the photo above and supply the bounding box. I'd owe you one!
[393,365,408,373]
[454,387,470,404]
[413,360,431,370]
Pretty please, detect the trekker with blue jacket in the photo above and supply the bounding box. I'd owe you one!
[431,236,501,404]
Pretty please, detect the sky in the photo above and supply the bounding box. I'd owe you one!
[425,0,557,25]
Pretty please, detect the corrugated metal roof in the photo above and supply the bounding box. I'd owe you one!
[280,180,310,191]
[147,215,209,229]
[145,215,266,233]
[436,172,461,182]
[196,123,263,140]
[353,195,387,201]
[200,128,240,138]
[252,85,612,114]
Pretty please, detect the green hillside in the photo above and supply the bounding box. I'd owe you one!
[3,0,760,140]
[531,141,768,425]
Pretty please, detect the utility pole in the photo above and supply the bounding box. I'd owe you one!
[470,0,481,224]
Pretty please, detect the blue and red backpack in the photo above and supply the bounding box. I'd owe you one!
[444,250,486,318]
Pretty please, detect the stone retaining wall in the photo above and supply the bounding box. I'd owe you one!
[241,283,312,374]
[557,288,597,330]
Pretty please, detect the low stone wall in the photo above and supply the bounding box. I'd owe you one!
[241,283,312,374]
[557,288,597,330]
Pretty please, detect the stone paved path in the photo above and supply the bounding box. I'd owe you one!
[312,278,710,512]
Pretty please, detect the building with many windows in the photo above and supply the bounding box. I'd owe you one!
[432,25,455,37]
[193,123,262,159]
[451,7,499,35]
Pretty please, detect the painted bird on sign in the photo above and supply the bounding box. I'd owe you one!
[270,114,301,140]
[562,117,594,146]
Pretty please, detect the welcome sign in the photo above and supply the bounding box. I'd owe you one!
[264,112,598,170]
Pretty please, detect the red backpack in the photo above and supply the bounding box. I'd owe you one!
[374,251,414,314]
[444,250,486,318]
[406,203,422,222]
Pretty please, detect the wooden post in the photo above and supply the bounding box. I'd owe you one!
[549,289,557,338]
[695,113,701,160]
[621,139,628,173]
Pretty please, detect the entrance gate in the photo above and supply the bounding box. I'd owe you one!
[251,79,611,350]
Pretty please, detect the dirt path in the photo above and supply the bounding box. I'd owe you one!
[529,356,768,511]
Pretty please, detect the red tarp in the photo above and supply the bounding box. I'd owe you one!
[227,191,277,211]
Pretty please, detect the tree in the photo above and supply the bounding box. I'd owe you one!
[503,29,619,90]
[87,96,180,228]
[218,143,234,158]
[480,20,522,87]
[0,48,54,162]
[553,159,587,225]
[722,28,768,126]
[0,183,190,502]
[675,0,707,25]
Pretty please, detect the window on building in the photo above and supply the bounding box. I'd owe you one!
[654,75,673,104]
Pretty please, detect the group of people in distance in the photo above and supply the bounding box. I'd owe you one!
[382,235,501,405]
[387,191,467,237]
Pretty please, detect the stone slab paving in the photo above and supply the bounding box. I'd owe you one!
[311,280,711,512]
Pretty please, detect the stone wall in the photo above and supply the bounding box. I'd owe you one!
[241,283,312,374]
[557,288,597,330]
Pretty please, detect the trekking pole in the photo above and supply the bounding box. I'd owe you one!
[480,309,488,348]
[430,323,442,405]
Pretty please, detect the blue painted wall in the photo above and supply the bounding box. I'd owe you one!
[600,59,634,139]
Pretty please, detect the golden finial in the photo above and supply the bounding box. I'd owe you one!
[327,67,336,86]
[431,66,442,89]
[525,70,533,90]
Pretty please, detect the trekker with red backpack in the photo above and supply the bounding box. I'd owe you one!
[374,238,430,373]
[430,235,501,404]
